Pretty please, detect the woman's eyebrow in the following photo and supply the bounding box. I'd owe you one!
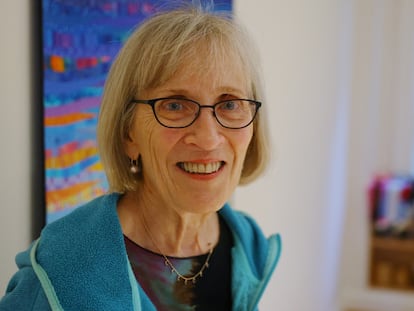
[160,86,246,96]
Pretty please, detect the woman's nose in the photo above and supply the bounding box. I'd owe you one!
[184,108,225,150]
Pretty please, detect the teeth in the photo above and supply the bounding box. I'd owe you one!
[181,162,222,174]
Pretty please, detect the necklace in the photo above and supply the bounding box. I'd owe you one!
[140,210,214,285]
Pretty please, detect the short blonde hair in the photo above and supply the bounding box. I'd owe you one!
[97,6,270,193]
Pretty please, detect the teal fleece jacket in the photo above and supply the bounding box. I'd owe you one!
[0,193,281,310]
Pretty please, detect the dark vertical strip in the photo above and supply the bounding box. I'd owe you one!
[31,0,46,239]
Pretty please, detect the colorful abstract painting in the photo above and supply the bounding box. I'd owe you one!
[42,0,232,224]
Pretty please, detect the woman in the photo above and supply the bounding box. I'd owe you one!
[0,5,281,311]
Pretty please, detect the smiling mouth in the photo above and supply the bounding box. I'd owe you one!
[177,161,225,174]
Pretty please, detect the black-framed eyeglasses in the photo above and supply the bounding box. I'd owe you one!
[129,97,261,129]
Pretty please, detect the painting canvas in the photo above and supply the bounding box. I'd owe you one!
[42,0,232,224]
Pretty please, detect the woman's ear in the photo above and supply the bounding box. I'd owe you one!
[124,131,140,160]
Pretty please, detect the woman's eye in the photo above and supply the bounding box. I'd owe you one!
[158,100,185,112]
[221,100,239,110]
[165,101,183,111]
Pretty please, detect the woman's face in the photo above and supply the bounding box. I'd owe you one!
[126,57,253,214]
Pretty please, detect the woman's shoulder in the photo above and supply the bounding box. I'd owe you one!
[22,193,131,309]
[35,192,125,271]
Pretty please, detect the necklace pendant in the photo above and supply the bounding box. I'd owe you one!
[142,212,213,286]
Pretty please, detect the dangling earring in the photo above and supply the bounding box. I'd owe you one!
[130,156,141,174]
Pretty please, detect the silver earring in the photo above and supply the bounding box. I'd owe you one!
[130,157,141,174]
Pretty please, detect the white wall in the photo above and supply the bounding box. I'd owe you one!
[234,1,353,310]
[1,1,414,311]
[0,0,32,292]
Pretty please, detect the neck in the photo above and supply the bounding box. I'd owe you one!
[118,191,220,257]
